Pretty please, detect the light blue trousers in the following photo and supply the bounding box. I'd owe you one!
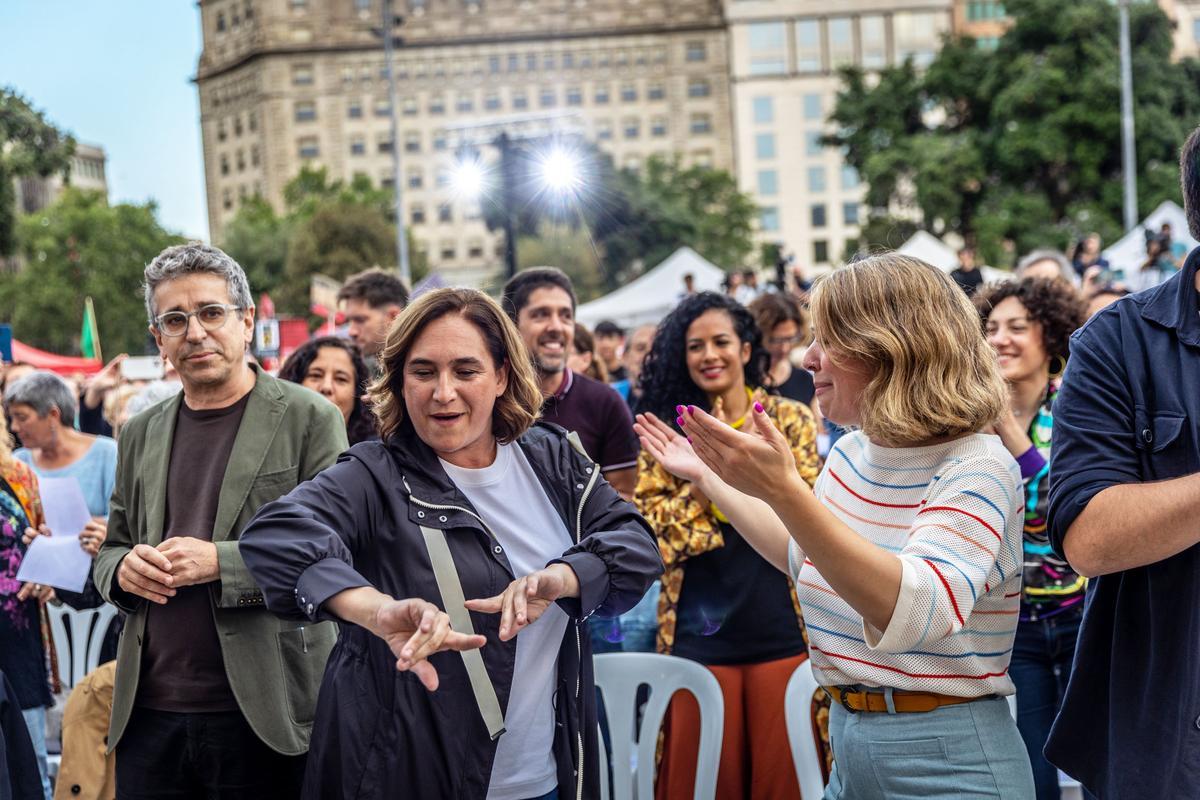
[21,705,52,800]
[824,694,1035,799]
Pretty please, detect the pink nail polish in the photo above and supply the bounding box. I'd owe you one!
[687,406,696,416]
[676,416,684,426]
[754,402,764,413]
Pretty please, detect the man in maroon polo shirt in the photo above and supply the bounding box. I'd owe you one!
[501,268,639,498]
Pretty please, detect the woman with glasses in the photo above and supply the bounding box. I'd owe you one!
[634,292,820,800]
[749,293,814,406]
[975,277,1089,800]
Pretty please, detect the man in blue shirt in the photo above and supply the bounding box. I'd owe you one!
[1046,128,1200,797]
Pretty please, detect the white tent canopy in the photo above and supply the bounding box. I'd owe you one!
[897,231,1006,282]
[577,247,725,329]
[1102,200,1196,272]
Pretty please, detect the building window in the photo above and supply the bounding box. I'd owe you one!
[348,101,363,119]
[540,88,557,108]
[760,207,780,232]
[753,96,773,124]
[843,202,861,225]
[411,205,425,224]
[690,113,712,135]
[407,169,423,189]
[294,101,316,122]
[507,53,519,72]
[647,83,665,101]
[895,11,947,68]
[404,131,421,153]
[377,133,394,153]
[218,122,227,142]
[1194,18,1200,43]
[596,120,613,141]
[488,55,501,73]
[220,155,230,176]
[651,117,668,137]
[435,167,451,188]
[249,111,257,132]
[456,93,474,113]
[748,22,787,75]
[563,52,575,68]
[236,150,246,172]
[440,242,456,260]
[543,53,556,70]
[250,146,260,167]
[862,15,888,68]
[805,131,823,156]
[410,0,427,12]
[594,85,610,104]
[433,130,447,151]
[813,240,829,263]
[438,205,453,223]
[290,0,308,9]
[966,1,1006,21]
[429,94,445,114]
[795,20,821,72]
[468,240,484,259]
[841,165,860,190]
[757,169,778,196]
[685,41,707,62]
[485,91,501,111]
[374,98,391,117]
[350,137,366,156]
[526,53,537,71]
[803,93,823,121]
[512,90,528,110]
[621,83,638,102]
[297,137,319,159]
[808,166,827,192]
[829,18,855,68]
[692,149,713,167]
[687,79,711,99]
[223,190,233,211]
[217,12,226,32]
[755,133,776,160]
[292,63,314,85]
[381,174,395,189]
[623,118,640,139]
[566,87,583,106]
[233,116,243,136]
[811,204,827,228]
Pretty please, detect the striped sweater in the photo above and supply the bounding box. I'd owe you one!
[788,431,1024,698]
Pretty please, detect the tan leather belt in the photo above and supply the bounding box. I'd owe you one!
[823,685,988,714]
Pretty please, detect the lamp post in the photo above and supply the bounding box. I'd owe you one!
[1118,0,1138,232]
[380,0,411,286]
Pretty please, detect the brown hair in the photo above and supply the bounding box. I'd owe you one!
[572,323,607,382]
[974,277,1087,363]
[748,292,809,344]
[368,288,542,443]
[809,253,1007,445]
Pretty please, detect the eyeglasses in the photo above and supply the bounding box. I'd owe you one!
[767,335,802,347]
[154,304,242,337]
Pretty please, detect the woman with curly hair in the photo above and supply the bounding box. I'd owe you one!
[278,336,378,446]
[634,292,820,800]
[975,277,1089,800]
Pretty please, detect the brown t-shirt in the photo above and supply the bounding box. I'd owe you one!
[135,393,250,713]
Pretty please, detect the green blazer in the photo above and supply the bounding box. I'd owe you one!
[93,368,348,755]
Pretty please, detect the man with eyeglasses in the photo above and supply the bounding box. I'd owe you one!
[93,243,347,799]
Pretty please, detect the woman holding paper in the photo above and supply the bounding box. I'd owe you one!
[0,412,57,800]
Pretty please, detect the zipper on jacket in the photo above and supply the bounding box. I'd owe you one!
[574,464,599,800]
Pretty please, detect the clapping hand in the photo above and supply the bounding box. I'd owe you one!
[680,402,803,504]
[634,412,711,485]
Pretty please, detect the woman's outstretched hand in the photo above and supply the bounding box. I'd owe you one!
[680,403,803,503]
[373,598,487,690]
[634,412,710,484]
[465,564,580,642]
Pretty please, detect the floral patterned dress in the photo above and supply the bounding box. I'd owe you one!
[0,458,54,709]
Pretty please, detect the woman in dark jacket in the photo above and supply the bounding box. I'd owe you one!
[241,287,662,800]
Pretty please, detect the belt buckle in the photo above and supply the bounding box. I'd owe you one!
[836,685,859,714]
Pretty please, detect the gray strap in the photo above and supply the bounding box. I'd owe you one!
[419,524,506,741]
[566,430,592,461]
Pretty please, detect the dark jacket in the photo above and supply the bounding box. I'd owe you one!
[239,422,663,800]
[1045,249,1200,797]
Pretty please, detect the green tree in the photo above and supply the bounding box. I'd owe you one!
[515,225,605,302]
[0,88,75,257]
[0,189,183,355]
[826,0,1200,265]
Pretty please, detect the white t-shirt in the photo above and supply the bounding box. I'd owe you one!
[440,443,574,800]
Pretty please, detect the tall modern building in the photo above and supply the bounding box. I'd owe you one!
[725,0,954,271]
[196,0,734,285]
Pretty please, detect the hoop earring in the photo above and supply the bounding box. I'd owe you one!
[1048,355,1067,379]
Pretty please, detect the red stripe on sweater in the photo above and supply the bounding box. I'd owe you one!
[811,646,1010,680]
[829,469,922,509]
[919,505,1001,541]
[924,558,965,626]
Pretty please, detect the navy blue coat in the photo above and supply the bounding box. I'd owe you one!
[240,422,662,799]
[1046,249,1200,796]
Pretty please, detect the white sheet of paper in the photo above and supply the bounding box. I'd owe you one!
[16,532,92,592]
[14,476,94,592]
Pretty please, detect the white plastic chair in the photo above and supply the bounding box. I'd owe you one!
[784,659,827,800]
[593,652,724,800]
[47,602,117,690]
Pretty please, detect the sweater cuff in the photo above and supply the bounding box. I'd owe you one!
[1015,445,1047,481]
[863,558,921,653]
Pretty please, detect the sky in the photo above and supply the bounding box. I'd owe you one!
[0,1,209,240]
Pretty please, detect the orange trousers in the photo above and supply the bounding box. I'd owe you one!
[655,653,806,800]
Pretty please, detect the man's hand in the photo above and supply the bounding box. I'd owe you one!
[465,564,580,642]
[80,518,107,557]
[117,544,177,605]
[155,537,219,587]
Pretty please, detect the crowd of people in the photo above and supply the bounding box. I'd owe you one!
[3,129,1200,800]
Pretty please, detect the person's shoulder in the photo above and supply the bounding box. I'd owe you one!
[570,372,632,415]
[937,435,1021,490]
[13,448,31,465]
[92,436,118,456]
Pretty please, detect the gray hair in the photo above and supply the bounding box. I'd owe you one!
[144,242,254,323]
[4,371,78,424]
[1016,249,1077,285]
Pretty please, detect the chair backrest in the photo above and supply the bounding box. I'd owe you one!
[593,653,724,800]
[783,658,827,800]
[47,603,117,690]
